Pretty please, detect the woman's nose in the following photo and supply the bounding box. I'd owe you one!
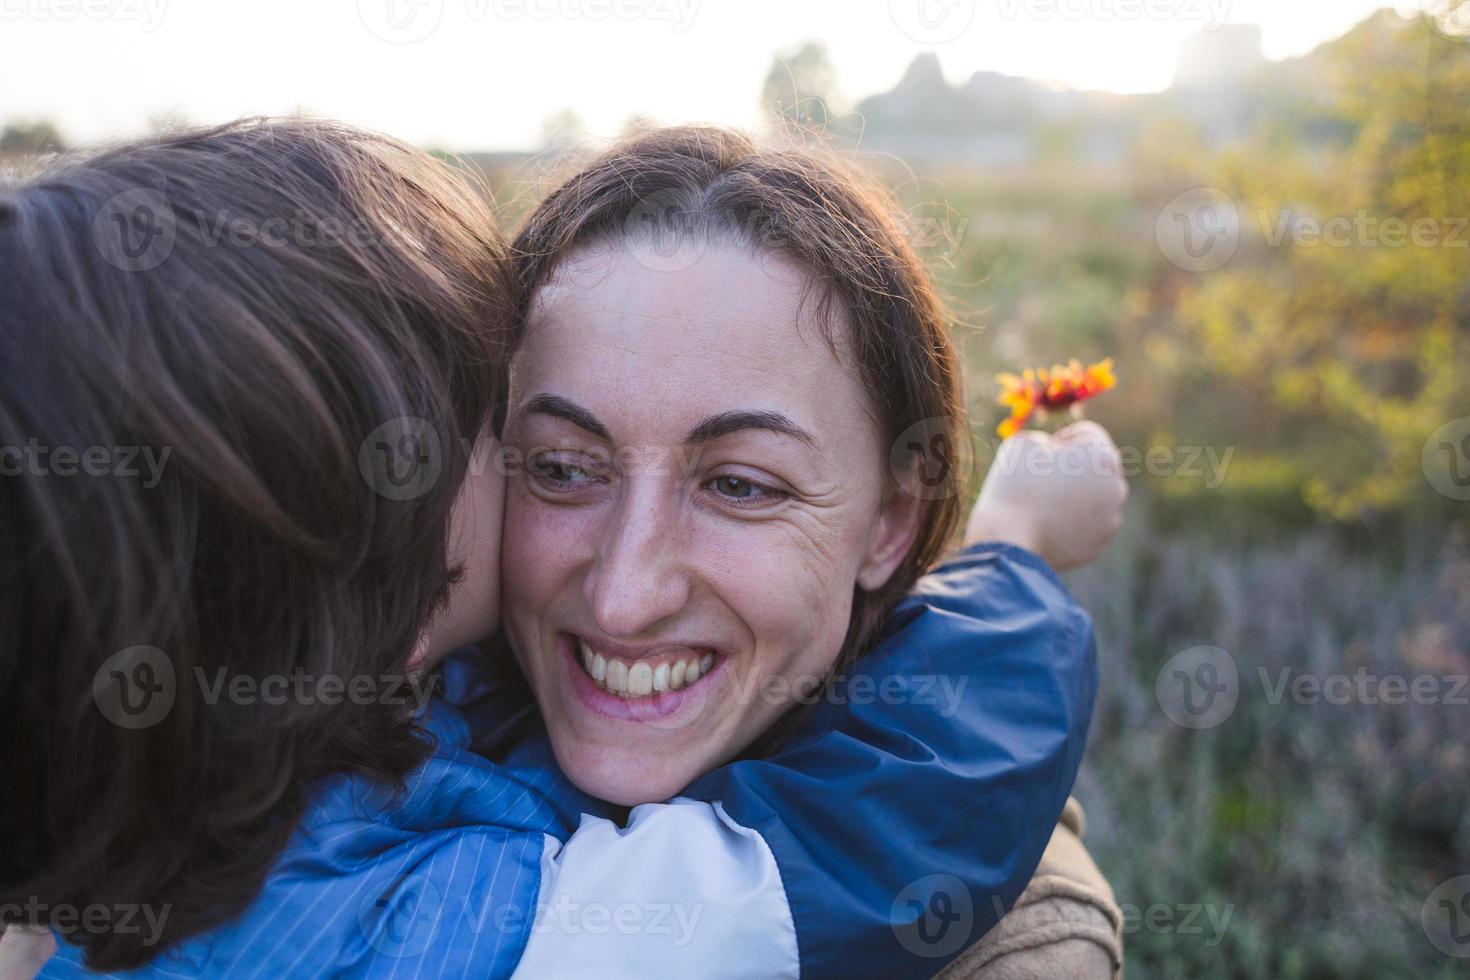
[583,489,691,638]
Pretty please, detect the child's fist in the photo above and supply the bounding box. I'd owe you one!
[965,421,1128,571]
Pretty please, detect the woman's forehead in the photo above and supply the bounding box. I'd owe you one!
[512,244,872,446]
[521,245,851,379]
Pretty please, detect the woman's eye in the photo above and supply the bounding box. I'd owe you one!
[530,456,597,490]
[705,474,787,507]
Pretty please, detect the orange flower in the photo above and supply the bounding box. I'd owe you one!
[995,358,1116,438]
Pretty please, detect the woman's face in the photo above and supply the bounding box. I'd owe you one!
[501,240,920,805]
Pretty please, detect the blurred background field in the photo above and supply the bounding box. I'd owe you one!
[476,13,1470,977]
[6,5,1469,976]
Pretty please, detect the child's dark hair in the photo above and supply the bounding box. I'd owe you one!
[0,118,511,969]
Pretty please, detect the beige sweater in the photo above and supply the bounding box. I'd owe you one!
[934,798,1124,980]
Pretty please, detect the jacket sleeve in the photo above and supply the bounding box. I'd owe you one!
[508,542,1097,979]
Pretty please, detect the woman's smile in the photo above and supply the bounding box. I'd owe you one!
[557,633,730,726]
[572,635,719,698]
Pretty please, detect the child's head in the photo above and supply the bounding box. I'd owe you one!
[0,118,509,968]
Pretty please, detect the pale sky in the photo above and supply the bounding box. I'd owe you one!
[0,0,1425,150]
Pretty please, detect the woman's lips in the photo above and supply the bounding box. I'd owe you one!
[559,634,724,723]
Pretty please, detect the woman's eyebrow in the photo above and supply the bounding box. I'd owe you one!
[520,396,815,448]
[685,410,816,448]
[521,393,610,440]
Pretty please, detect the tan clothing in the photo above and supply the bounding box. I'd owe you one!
[934,798,1123,980]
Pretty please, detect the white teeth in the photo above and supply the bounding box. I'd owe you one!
[577,640,716,699]
[627,661,654,696]
[605,658,628,696]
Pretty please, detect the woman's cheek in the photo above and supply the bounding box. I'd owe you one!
[697,520,848,694]
[502,481,594,611]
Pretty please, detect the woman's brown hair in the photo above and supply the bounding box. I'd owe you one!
[512,125,967,667]
[0,118,511,969]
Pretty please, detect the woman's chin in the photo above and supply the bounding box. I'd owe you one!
[556,743,703,807]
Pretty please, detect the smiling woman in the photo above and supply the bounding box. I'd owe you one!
[503,126,969,805]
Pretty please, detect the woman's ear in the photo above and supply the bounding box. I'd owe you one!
[857,485,923,592]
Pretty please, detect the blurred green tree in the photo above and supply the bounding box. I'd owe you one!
[1171,13,1470,518]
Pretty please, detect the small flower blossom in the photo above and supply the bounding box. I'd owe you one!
[995,358,1116,438]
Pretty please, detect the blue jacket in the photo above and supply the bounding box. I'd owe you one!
[42,543,1096,978]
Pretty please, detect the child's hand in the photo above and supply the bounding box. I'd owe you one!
[965,421,1128,570]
